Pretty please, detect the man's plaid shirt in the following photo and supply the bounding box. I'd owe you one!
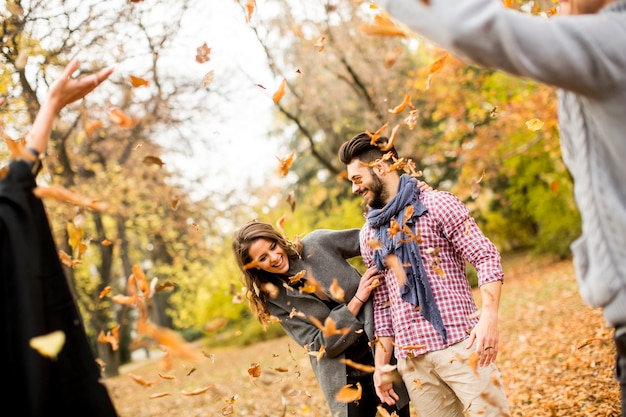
[360,190,504,359]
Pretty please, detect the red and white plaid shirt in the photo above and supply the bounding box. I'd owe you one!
[360,190,504,359]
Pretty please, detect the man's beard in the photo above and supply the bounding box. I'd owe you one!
[367,172,388,209]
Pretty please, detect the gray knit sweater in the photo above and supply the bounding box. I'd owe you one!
[377,0,626,328]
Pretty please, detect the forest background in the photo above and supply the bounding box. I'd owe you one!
[0,0,587,386]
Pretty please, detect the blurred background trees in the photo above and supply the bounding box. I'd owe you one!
[0,0,579,376]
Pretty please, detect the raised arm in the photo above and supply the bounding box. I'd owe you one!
[26,58,114,155]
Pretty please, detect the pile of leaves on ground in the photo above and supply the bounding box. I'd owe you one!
[103,252,621,417]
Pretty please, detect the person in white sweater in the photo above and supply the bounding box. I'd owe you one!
[373,0,626,415]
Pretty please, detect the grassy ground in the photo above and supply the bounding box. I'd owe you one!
[102,251,621,417]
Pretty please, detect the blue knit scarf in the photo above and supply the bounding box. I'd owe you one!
[367,174,447,344]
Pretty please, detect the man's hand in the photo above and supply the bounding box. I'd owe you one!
[373,366,400,405]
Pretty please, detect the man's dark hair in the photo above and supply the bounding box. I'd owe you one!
[338,132,399,165]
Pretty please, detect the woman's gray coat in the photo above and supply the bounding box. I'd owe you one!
[265,229,409,417]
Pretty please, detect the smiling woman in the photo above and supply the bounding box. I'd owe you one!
[231,220,411,417]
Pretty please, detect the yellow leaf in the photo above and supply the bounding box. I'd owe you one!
[526,118,544,131]
[29,330,66,360]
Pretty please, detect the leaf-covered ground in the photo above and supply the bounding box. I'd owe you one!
[103,252,621,417]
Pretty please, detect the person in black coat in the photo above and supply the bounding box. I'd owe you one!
[0,58,118,416]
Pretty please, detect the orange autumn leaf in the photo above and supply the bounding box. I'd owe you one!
[275,213,287,236]
[245,0,256,23]
[132,263,150,294]
[248,362,262,378]
[335,382,363,402]
[129,75,149,87]
[329,278,345,302]
[366,122,389,146]
[111,293,138,306]
[149,325,204,362]
[99,286,112,299]
[388,93,414,114]
[341,359,375,373]
[101,239,112,246]
[314,36,326,52]
[158,372,176,380]
[33,186,110,211]
[276,150,295,177]
[272,79,287,104]
[142,155,165,167]
[149,392,171,399]
[85,120,103,136]
[195,42,211,63]
[308,316,351,337]
[357,15,407,37]
[385,254,407,287]
[202,70,215,89]
[3,136,35,162]
[380,124,400,151]
[108,107,135,128]
[127,373,158,387]
[58,249,82,268]
[98,325,120,351]
[425,52,449,90]
[428,52,449,75]
[181,386,210,396]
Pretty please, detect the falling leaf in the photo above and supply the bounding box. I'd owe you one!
[314,36,326,52]
[85,120,103,136]
[335,382,363,403]
[245,0,256,22]
[130,75,149,87]
[58,249,82,267]
[425,52,449,90]
[66,220,84,250]
[276,151,295,177]
[204,317,229,332]
[4,136,36,162]
[341,359,375,373]
[34,186,110,211]
[128,372,158,387]
[276,213,287,236]
[248,362,262,378]
[388,93,414,114]
[202,70,215,88]
[142,155,165,167]
[101,239,112,246]
[98,325,120,351]
[380,124,400,151]
[577,337,601,349]
[273,79,287,104]
[385,254,406,287]
[358,15,407,37]
[149,392,171,399]
[329,278,345,302]
[108,107,135,128]
[286,191,296,212]
[526,118,544,131]
[308,316,351,337]
[181,386,210,396]
[196,42,211,64]
[99,286,112,299]
[476,169,486,184]
[29,330,66,360]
